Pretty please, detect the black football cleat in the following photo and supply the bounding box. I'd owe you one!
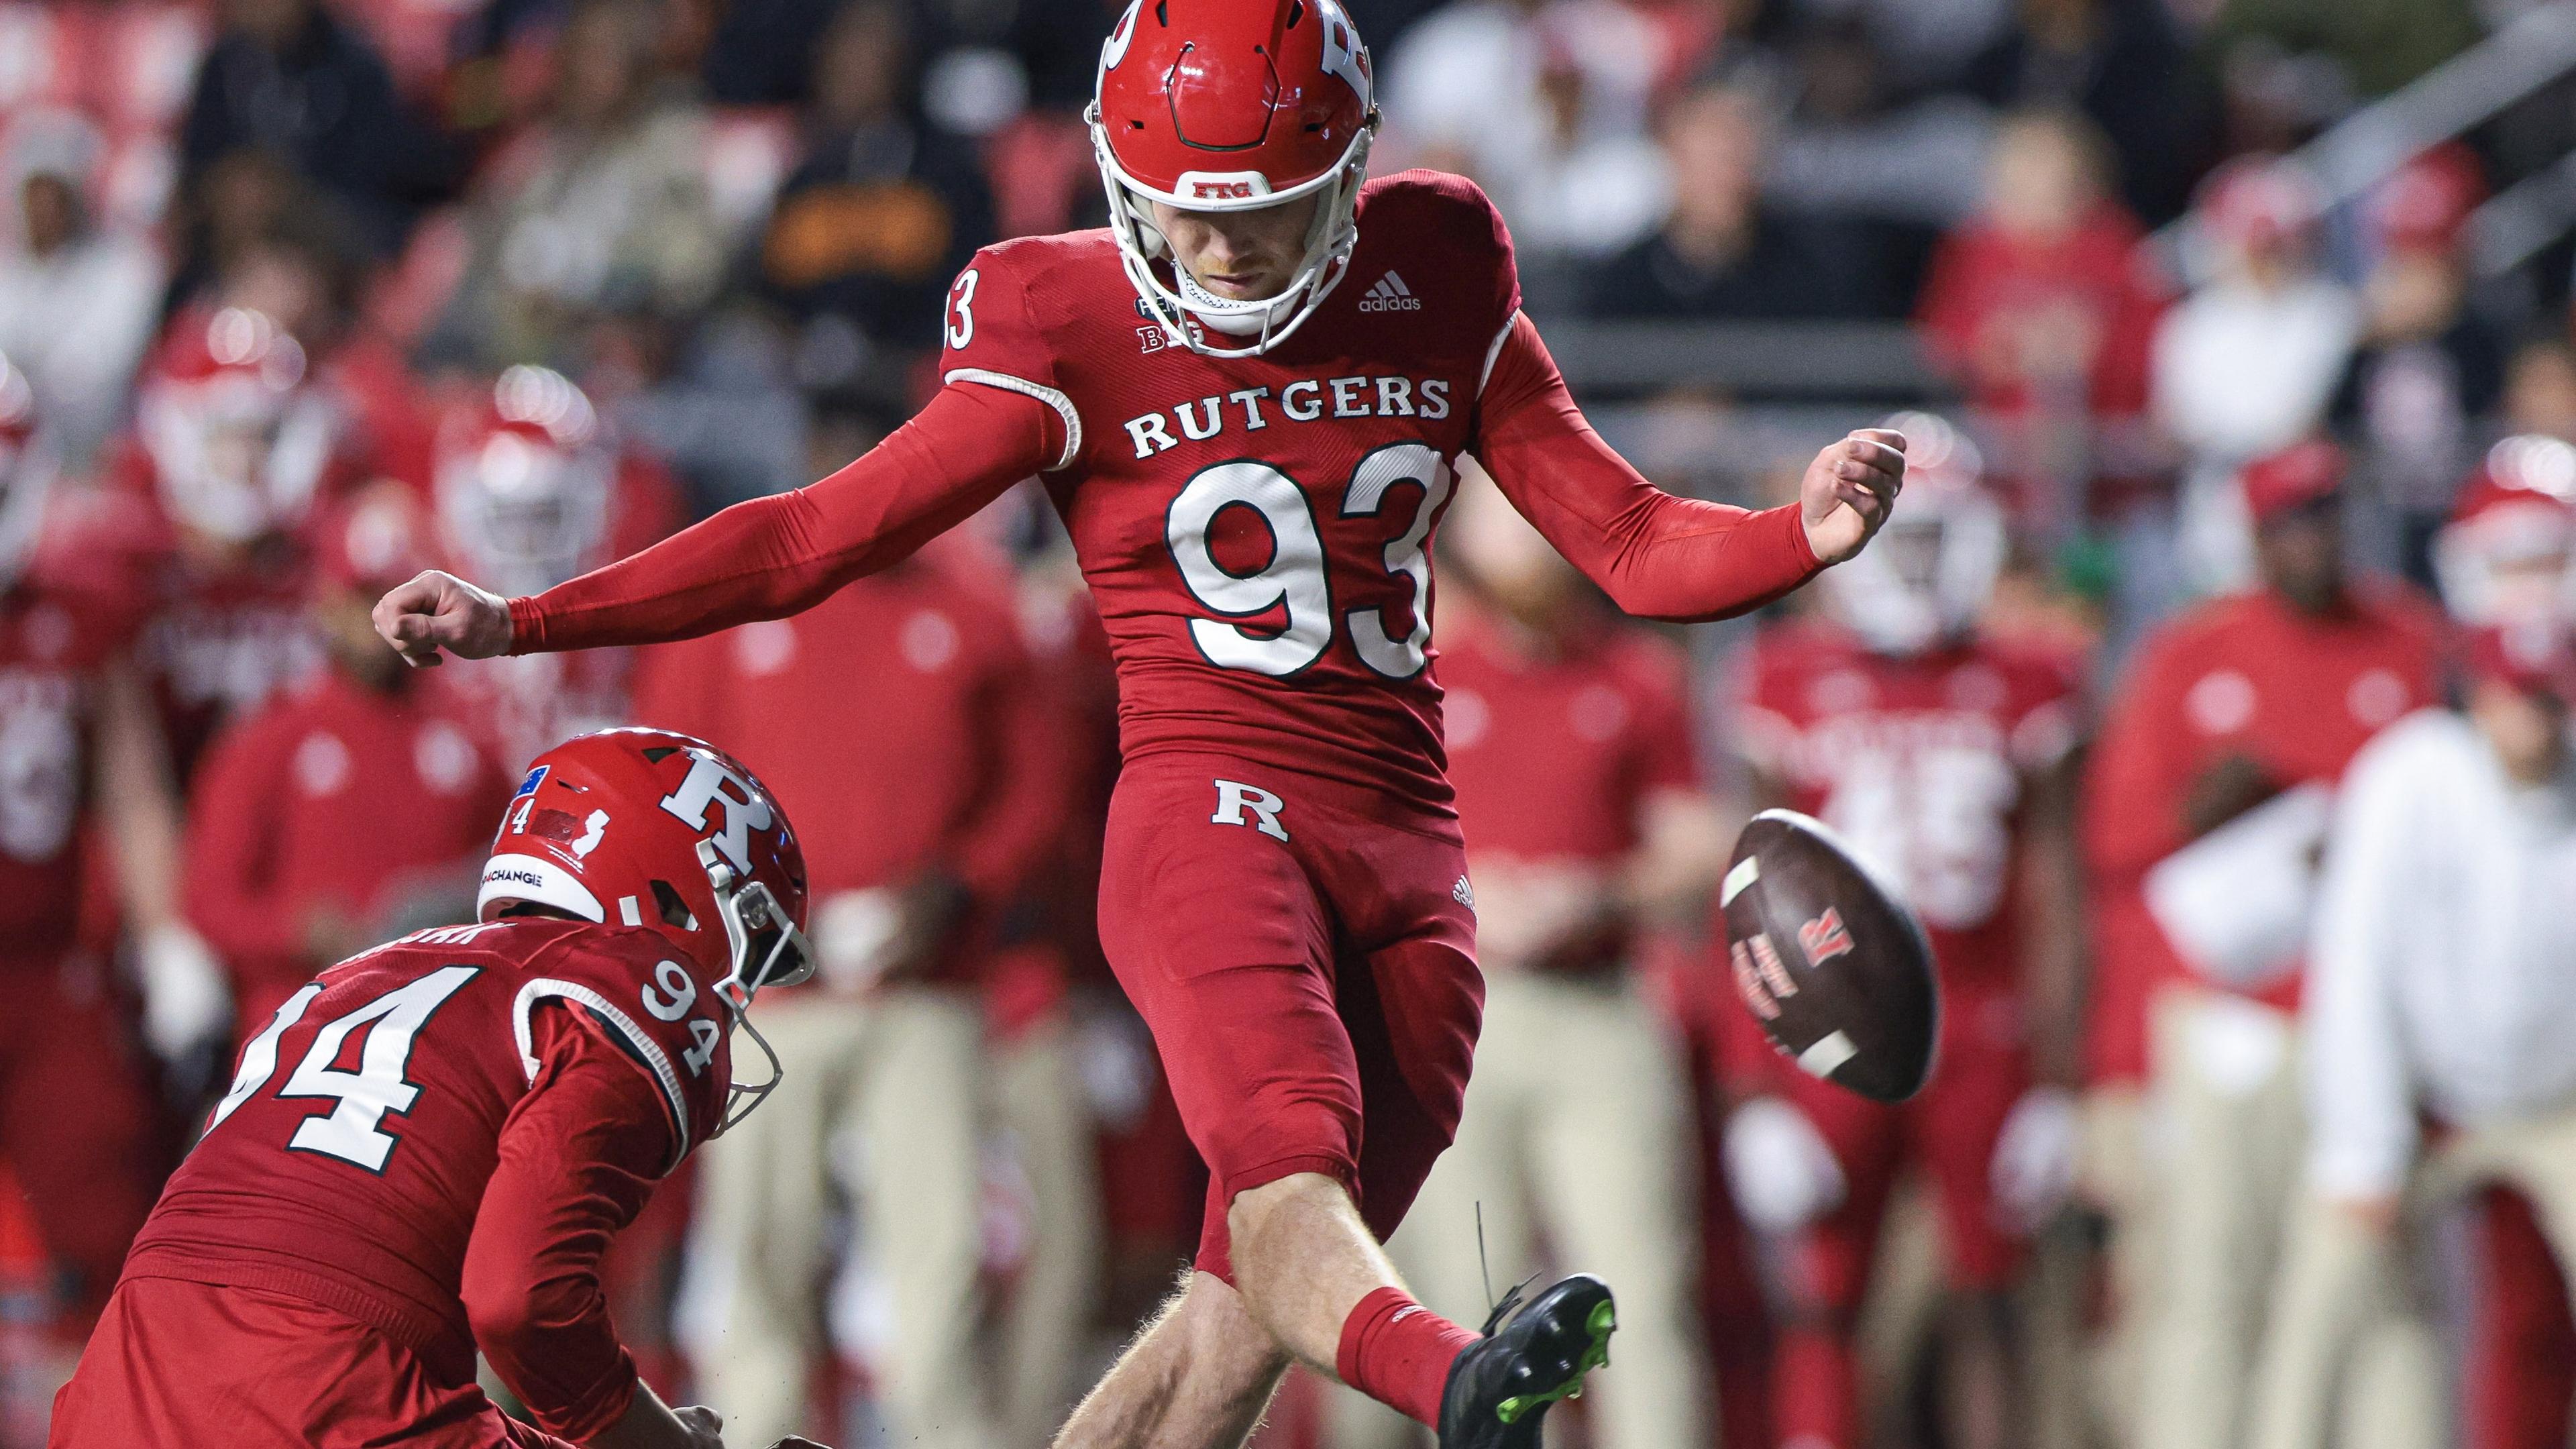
[1438,1273,1617,1449]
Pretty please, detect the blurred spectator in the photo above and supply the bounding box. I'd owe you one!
[760,1,996,374]
[1917,110,2165,511]
[1381,0,1669,258]
[1962,0,2210,225]
[2247,613,2576,1449]
[0,357,203,1374]
[1726,421,2085,1449]
[428,365,683,770]
[0,116,164,468]
[2084,439,2441,1449]
[2502,337,2576,445]
[435,0,733,366]
[1342,472,1719,1449]
[2334,144,2509,587]
[1587,81,1874,320]
[1789,0,2017,93]
[177,0,457,258]
[113,307,338,783]
[2154,158,2362,596]
[182,485,508,1032]
[637,474,1072,1449]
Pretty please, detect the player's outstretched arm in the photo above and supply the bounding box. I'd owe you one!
[374,382,1061,664]
[1470,313,1902,623]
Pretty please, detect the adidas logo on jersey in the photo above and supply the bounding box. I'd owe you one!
[1358,272,1421,313]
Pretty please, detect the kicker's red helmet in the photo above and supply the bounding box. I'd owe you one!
[479,728,813,1129]
[1089,0,1378,357]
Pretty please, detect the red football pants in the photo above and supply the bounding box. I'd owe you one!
[2473,1187,2576,1449]
[1773,986,2030,1449]
[0,955,159,1338]
[1095,755,1483,1283]
[51,1277,572,1448]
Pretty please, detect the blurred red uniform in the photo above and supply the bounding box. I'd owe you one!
[50,919,731,1449]
[184,673,512,1030]
[627,550,1077,1448]
[1735,617,2080,1436]
[430,369,684,773]
[186,486,513,1031]
[0,519,163,1340]
[107,309,355,781]
[2084,586,2438,1079]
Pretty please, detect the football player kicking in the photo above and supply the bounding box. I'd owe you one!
[372,3,1902,1445]
[50,729,826,1449]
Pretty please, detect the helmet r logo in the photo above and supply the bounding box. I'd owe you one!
[658,754,773,875]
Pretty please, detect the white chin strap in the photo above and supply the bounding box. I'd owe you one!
[1091,107,1375,360]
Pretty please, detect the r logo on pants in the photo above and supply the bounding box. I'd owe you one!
[1211,780,1289,842]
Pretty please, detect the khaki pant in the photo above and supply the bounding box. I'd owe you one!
[989,1019,1104,1446]
[2135,985,2308,1449]
[1334,971,1709,1449]
[680,985,993,1449]
[2247,1105,2576,1449]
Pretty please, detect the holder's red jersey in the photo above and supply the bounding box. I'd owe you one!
[508,172,1823,811]
[1736,620,2082,998]
[122,918,731,1373]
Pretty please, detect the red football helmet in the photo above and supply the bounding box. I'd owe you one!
[134,307,337,544]
[1822,413,2004,656]
[2434,434,2576,628]
[478,728,814,1130]
[435,365,613,597]
[0,352,52,592]
[1089,0,1378,356]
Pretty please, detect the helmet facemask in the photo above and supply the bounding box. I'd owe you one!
[1089,104,1377,359]
[694,837,815,1134]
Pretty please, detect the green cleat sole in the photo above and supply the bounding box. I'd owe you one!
[1494,1298,1617,1426]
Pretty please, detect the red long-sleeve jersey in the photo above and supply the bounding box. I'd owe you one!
[2082,586,2438,1079]
[627,554,1071,983]
[123,919,731,1442]
[508,172,1820,809]
[184,669,514,1026]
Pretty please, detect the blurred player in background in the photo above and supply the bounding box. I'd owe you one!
[1336,469,1723,1449]
[0,352,205,1385]
[113,303,333,767]
[1725,416,2085,1449]
[433,366,684,771]
[2245,437,2576,1449]
[183,484,513,1035]
[630,471,1073,1449]
[2086,438,2440,1449]
[51,729,821,1449]
[371,3,1902,1443]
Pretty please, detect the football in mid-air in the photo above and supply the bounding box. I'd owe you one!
[1721,809,1939,1102]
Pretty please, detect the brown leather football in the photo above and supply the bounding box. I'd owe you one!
[1721,808,1939,1102]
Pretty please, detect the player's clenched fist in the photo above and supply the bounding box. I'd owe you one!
[372,569,512,666]
[1801,427,1907,566]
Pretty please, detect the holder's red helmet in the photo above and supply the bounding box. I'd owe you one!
[481,727,810,987]
[1089,0,1378,358]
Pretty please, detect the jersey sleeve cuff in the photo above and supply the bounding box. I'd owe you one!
[1784,503,1821,574]
[504,594,547,655]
